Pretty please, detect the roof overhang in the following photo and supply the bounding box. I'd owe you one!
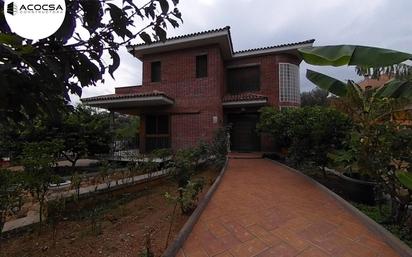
[127,27,315,61]
[128,28,233,60]
[82,95,174,110]
[232,42,314,59]
[222,99,268,108]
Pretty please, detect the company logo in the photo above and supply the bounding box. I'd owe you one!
[4,0,66,40]
[7,2,16,15]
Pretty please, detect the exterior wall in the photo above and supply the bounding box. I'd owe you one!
[224,53,300,108]
[224,54,300,151]
[120,45,225,152]
[115,47,301,153]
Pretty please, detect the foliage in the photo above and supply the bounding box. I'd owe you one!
[70,172,82,200]
[47,197,66,246]
[99,160,112,193]
[115,115,140,140]
[21,141,62,225]
[165,178,205,215]
[58,106,112,166]
[353,202,412,248]
[300,88,329,107]
[0,169,23,237]
[0,0,183,122]
[299,45,412,68]
[0,105,112,166]
[258,106,352,168]
[396,172,412,191]
[299,45,412,99]
[171,148,197,189]
[300,44,412,227]
[208,126,230,165]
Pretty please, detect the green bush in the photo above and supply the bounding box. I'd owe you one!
[258,106,352,168]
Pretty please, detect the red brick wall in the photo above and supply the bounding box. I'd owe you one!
[117,47,301,152]
[125,45,225,151]
[224,53,300,108]
[225,54,300,151]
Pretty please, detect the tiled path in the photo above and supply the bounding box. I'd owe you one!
[178,158,402,257]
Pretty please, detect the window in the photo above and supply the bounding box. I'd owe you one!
[151,61,161,82]
[196,55,208,78]
[227,66,260,93]
[279,63,300,103]
[145,115,169,135]
[145,115,170,152]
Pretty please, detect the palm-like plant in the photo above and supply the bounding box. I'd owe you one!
[299,45,412,223]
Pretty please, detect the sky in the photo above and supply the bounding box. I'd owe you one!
[72,0,412,103]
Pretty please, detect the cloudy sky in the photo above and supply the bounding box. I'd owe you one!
[72,0,412,103]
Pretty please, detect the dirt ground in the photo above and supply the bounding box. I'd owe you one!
[1,167,221,257]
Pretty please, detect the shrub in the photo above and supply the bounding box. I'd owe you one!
[165,178,205,215]
[21,140,62,226]
[0,169,23,239]
[258,106,352,168]
[208,126,230,166]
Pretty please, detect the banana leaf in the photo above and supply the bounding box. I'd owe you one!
[375,80,412,99]
[306,69,348,97]
[299,45,412,67]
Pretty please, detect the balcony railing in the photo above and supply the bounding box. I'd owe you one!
[145,134,170,152]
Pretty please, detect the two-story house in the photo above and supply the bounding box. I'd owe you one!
[82,26,314,153]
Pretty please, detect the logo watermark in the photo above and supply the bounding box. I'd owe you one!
[4,0,66,40]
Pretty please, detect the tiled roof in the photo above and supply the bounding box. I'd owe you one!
[132,26,232,47]
[234,39,316,54]
[358,75,391,89]
[222,93,268,103]
[81,91,174,102]
[130,26,313,57]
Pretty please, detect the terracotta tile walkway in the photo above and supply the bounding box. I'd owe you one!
[178,158,402,257]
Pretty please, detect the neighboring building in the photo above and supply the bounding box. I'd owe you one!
[359,75,412,124]
[358,74,391,90]
[82,27,314,153]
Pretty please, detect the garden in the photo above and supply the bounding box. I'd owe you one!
[0,109,228,257]
[258,45,412,247]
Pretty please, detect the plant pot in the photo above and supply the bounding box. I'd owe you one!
[325,168,377,205]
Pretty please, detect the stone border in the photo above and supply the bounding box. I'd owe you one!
[269,159,412,257]
[162,158,229,257]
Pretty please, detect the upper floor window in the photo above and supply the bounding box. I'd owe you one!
[196,55,208,78]
[151,61,161,82]
[279,63,300,103]
[227,66,260,94]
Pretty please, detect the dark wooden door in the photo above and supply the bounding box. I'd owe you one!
[228,114,260,152]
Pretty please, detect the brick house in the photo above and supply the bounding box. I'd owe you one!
[82,27,314,153]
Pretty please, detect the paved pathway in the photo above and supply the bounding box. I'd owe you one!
[178,158,402,257]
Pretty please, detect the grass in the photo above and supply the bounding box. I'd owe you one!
[352,202,412,248]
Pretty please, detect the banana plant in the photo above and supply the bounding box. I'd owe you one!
[299,45,412,99]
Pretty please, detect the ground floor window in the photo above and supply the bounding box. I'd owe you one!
[145,114,170,152]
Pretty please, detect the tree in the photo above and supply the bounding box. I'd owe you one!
[300,88,329,107]
[0,0,183,122]
[21,141,62,227]
[58,106,112,167]
[0,105,112,167]
[0,169,22,242]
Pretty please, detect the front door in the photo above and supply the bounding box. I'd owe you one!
[228,114,260,152]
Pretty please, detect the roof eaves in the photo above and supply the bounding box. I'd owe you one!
[81,91,174,103]
[233,39,315,58]
[127,26,231,52]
